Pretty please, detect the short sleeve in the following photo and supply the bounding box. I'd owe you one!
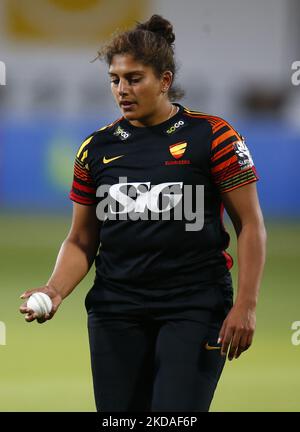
[210,119,259,193]
[69,134,98,205]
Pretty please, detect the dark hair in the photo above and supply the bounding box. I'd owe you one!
[93,14,184,101]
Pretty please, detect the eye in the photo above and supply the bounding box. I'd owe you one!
[130,78,141,84]
[110,77,142,85]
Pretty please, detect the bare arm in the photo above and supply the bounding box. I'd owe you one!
[218,182,267,359]
[19,202,101,322]
[46,202,101,299]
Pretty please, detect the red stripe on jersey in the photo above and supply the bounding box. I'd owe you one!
[74,166,94,183]
[72,180,96,194]
[222,250,234,269]
[251,165,260,180]
[69,191,97,205]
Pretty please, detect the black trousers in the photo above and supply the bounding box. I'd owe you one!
[86,272,233,412]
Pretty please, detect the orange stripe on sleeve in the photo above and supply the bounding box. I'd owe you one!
[211,155,238,174]
[211,130,238,150]
[211,144,235,162]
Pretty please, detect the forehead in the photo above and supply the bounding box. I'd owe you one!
[109,54,153,75]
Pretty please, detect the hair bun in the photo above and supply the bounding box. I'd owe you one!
[136,14,175,45]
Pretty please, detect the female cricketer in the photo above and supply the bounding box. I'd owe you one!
[19,14,266,412]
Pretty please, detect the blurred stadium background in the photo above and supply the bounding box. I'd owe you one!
[0,0,299,411]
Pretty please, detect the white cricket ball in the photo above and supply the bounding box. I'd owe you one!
[27,292,52,318]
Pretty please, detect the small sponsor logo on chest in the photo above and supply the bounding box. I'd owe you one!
[165,119,186,135]
[165,141,191,166]
[113,125,131,140]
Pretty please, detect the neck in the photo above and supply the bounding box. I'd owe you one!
[128,102,178,127]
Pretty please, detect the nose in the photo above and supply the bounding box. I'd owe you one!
[118,79,129,96]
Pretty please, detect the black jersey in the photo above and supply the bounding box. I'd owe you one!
[70,103,259,289]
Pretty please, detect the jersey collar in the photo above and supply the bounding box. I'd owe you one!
[121,103,185,133]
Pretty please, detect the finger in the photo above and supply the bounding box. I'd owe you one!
[19,306,31,314]
[247,331,254,347]
[20,305,35,315]
[228,331,242,361]
[218,328,225,345]
[38,310,53,323]
[221,328,233,357]
[20,289,38,299]
[48,302,60,318]
[45,311,55,320]
[19,299,31,309]
[25,312,38,322]
[24,311,36,320]
[218,320,227,344]
[235,334,250,359]
[235,344,251,359]
[236,331,253,358]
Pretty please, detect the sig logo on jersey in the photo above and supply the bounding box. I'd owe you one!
[113,125,131,141]
[109,181,183,214]
[165,119,185,135]
[233,139,254,169]
[96,177,205,231]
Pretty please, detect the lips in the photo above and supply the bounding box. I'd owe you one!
[120,101,135,107]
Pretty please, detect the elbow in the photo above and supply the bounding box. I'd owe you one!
[248,218,267,258]
[261,222,267,257]
[257,213,267,244]
[240,217,267,245]
[261,222,267,244]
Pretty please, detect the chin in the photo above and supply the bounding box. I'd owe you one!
[122,111,139,120]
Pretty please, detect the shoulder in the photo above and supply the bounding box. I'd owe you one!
[182,106,241,139]
[76,117,123,162]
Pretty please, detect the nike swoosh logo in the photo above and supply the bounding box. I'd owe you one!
[103,155,124,164]
[204,342,221,351]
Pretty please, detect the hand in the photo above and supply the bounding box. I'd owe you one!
[218,303,256,360]
[19,285,62,324]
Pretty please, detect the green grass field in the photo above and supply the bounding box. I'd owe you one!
[0,213,299,411]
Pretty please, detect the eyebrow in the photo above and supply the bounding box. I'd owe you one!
[108,71,145,77]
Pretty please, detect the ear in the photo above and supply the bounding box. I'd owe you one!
[161,71,173,93]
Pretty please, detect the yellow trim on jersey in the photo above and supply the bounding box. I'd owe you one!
[183,107,207,116]
[76,119,122,161]
[76,136,94,159]
[81,150,88,162]
[97,125,110,132]
[96,119,117,132]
